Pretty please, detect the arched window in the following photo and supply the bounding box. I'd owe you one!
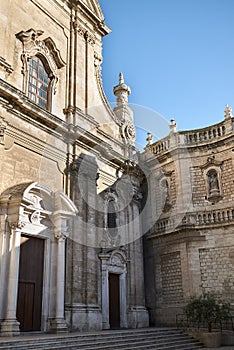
[28,56,50,109]
[16,29,66,113]
[107,200,117,229]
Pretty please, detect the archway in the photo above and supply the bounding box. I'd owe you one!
[0,182,77,336]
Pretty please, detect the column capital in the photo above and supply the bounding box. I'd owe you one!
[54,228,68,241]
[9,221,26,233]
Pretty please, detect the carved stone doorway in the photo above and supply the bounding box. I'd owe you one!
[109,273,120,329]
[99,249,127,329]
[16,235,44,332]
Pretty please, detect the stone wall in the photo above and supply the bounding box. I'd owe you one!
[222,159,234,202]
[190,166,206,206]
[142,113,234,326]
[161,251,184,304]
[199,246,234,301]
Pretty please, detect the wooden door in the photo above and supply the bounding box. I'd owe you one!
[109,273,120,329]
[16,235,44,332]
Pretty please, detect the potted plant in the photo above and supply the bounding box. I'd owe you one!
[184,293,231,348]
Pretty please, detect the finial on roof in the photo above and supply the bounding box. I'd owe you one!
[169,119,177,133]
[146,132,153,147]
[119,72,124,84]
[224,104,233,120]
[113,72,131,106]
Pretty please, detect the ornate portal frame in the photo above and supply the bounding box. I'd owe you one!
[0,182,77,336]
[99,249,128,329]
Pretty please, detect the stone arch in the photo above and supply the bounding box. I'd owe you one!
[0,182,77,336]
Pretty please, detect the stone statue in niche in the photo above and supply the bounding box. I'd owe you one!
[207,170,220,196]
[161,179,172,212]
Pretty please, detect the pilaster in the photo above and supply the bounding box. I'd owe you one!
[0,223,23,336]
[50,226,69,333]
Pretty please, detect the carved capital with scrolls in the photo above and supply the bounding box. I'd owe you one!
[9,221,26,231]
[54,228,68,241]
[84,31,96,46]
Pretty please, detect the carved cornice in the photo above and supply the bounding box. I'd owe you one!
[0,56,13,74]
[44,37,66,68]
[75,0,111,37]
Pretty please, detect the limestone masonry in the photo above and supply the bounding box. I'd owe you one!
[0,0,233,336]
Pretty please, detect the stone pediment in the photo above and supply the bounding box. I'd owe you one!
[200,156,223,170]
[80,0,104,21]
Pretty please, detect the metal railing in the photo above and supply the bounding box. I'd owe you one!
[176,313,234,333]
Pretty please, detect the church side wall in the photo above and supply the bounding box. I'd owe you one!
[143,122,234,326]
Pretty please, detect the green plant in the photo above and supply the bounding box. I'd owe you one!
[184,293,231,332]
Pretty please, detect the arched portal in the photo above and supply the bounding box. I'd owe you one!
[0,182,77,336]
[99,249,127,330]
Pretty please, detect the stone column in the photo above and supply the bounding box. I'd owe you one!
[50,228,68,333]
[0,224,8,321]
[99,253,110,329]
[119,271,127,328]
[1,224,23,336]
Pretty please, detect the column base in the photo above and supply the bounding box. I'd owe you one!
[50,318,68,333]
[65,303,102,332]
[127,306,149,328]
[102,321,110,330]
[0,319,20,337]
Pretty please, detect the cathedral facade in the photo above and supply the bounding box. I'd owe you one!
[0,0,233,337]
[0,0,148,336]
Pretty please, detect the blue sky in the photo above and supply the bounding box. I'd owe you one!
[98,0,234,142]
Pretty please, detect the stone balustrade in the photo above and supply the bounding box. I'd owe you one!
[151,207,234,234]
[196,208,234,225]
[151,137,170,155]
[183,124,226,144]
[147,117,233,156]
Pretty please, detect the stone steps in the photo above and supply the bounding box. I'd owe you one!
[0,328,204,350]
